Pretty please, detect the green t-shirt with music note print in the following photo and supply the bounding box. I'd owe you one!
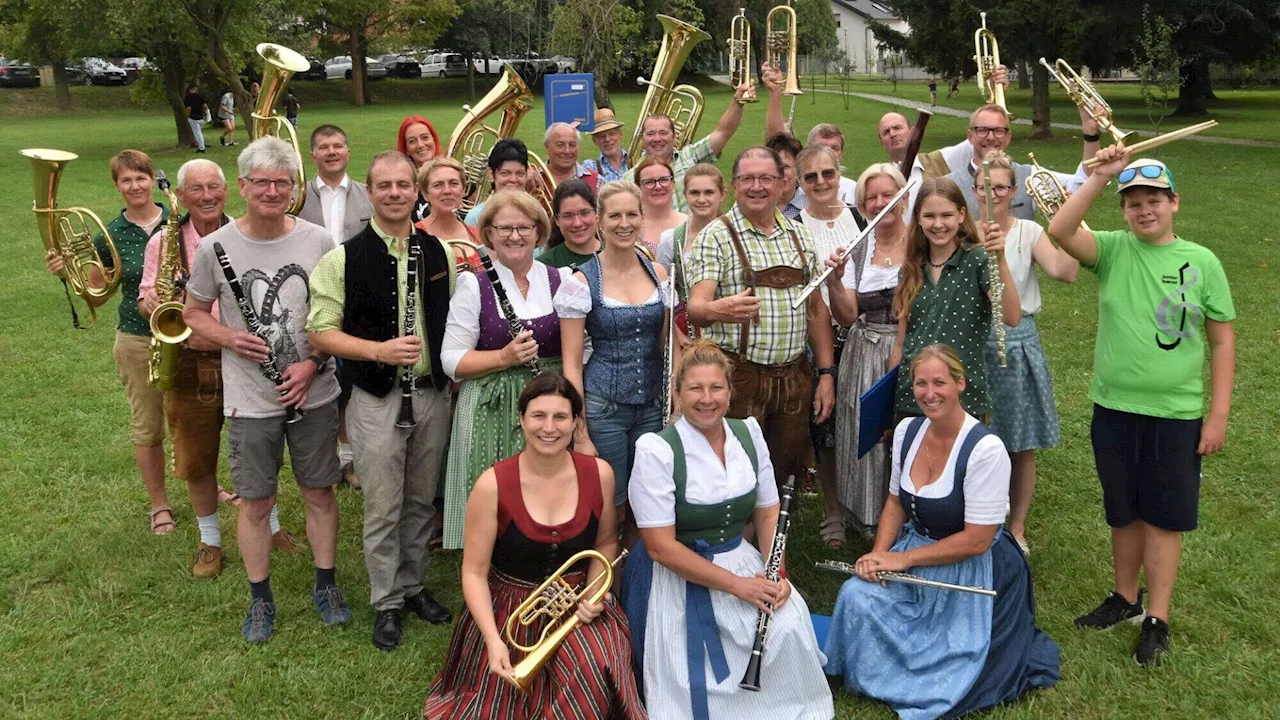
[1086,230,1235,420]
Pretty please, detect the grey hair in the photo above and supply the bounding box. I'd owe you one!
[237,137,300,179]
[544,122,581,146]
[176,159,226,189]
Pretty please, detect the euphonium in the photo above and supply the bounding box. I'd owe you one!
[1040,57,1135,145]
[765,4,802,97]
[252,43,310,214]
[148,172,192,390]
[626,15,710,161]
[973,12,1011,117]
[21,148,120,330]
[504,549,627,692]
[446,65,542,215]
[728,8,757,103]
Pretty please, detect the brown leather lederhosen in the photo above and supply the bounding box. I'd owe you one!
[717,213,810,359]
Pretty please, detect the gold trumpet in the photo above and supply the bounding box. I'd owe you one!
[1040,58,1135,145]
[766,4,802,96]
[973,12,1010,117]
[728,8,757,103]
[252,43,310,214]
[503,549,627,692]
[1025,153,1089,230]
[21,148,120,329]
[627,15,710,160]
[148,173,192,390]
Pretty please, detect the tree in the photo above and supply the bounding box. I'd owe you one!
[432,0,525,102]
[1157,0,1280,115]
[1136,4,1180,132]
[793,0,840,74]
[106,0,206,146]
[0,0,103,111]
[547,0,641,106]
[179,0,290,132]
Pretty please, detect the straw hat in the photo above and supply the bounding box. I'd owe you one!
[588,108,624,134]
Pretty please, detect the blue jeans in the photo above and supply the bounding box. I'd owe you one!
[585,393,663,506]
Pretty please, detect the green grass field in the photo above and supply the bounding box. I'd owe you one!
[2,79,1278,719]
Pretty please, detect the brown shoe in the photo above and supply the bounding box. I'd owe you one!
[341,461,360,490]
[272,528,304,553]
[192,543,224,578]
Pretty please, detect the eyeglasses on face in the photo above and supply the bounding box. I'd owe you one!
[970,126,1010,139]
[733,174,780,187]
[490,224,537,237]
[556,209,595,222]
[639,175,674,189]
[802,168,838,184]
[244,177,295,191]
[975,183,1016,197]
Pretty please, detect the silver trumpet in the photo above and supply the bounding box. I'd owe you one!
[816,560,996,597]
[791,178,919,310]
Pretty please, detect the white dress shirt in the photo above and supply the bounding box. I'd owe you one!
[313,174,350,245]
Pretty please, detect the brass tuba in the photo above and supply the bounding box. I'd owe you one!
[765,4,802,97]
[503,549,627,692]
[627,15,710,161]
[1040,58,1135,145]
[21,148,120,330]
[252,42,310,214]
[728,8,757,103]
[147,172,192,390]
[973,12,1011,117]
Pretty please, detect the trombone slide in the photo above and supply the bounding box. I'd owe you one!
[1083,121,1218,168]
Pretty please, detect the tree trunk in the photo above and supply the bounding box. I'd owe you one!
[1174,59,1210,115]
[203,32,253,134]
[465,51,476,101]
[1029,61,1052,139]
[595,83,612,108]
[1017,57,1031,90]
[157,43,196,147]
[348,30,367,106]
[50,61,72,112]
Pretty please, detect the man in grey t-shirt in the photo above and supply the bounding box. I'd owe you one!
[184,137,350,644]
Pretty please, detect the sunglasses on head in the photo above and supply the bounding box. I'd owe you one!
[1118,164,1172,188]
[802,168,838,184]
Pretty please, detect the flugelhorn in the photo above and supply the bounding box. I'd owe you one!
[728,8,757,103]
[1040,58,1135,145]
[627,15,710,160]
[504,549,628,692]
[252,43,309,214]
[148,171,192,390]
[973,12,1010,117]
[21,148,121,330]
[1025,153,1088,230]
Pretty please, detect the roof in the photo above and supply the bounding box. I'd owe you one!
[830,0,898,21]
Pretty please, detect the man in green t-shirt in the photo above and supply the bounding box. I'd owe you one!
[1049,147,1236,667]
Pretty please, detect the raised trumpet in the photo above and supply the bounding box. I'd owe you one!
[1025,153,1089,230]
[1040,58,1135,145]
[973,12,1010,118]
[728,8,757,103]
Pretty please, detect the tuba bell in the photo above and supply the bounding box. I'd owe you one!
[728,8,757,103]
[252,42,310,214]
[765,4,802,97]
[21,148,121,330]
[1040,57,1135,145]
[973,12,1011,118]
[626,15,711,161]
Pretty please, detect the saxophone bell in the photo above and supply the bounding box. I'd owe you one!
[148,178,192,390]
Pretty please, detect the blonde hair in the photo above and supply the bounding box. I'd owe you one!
[417,156,465,194]
[596,179,643,215]
[968,104,1011,128]
[476,190,552,248]
[892,177,980,319]
[682,162,725,194]
[853,162,908,215]
[974,149,1015,185]
[805,123,844,150]
[675,339,734,391]
[909,343,967,384]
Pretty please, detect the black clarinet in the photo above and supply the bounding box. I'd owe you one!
[395,247,418,428]
[479,252,540,375]
[740,474,796,691]
[212,242,303,424]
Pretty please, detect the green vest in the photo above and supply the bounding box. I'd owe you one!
[657,419,759,545]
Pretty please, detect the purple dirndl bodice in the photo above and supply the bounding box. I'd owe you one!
[475,263,563,356]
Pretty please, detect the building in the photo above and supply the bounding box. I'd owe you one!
[829,0,930,80]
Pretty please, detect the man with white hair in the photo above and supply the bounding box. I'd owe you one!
[184,137,350,643]
[543,122,599,190]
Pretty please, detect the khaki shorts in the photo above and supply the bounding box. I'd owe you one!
[113,331,165,447]
[164,349,224,482]
[227,400,341,501]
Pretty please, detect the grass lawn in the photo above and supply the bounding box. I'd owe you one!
[2,79,1278,719]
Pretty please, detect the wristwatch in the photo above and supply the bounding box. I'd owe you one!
[1082,132,1101,142]
[308,355,327,373]
[817,367,836,377]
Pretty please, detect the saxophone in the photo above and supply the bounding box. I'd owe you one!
[148,172,192,390]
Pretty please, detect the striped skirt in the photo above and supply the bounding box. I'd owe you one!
[834,319,898,527]
[425,569,646,720]
[984,315,1060,453]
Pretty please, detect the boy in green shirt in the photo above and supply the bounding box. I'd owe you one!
[1048,146,1236,667]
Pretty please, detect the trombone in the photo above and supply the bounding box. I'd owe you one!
[728,8,757,103]
[973,12,1010,117]
[1040,57,1135,144]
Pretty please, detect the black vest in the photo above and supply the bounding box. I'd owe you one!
[340,224,450,396]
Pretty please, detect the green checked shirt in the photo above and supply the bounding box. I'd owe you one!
[688,204,820,366]
[306,220,433,378]
[626,135,717,212]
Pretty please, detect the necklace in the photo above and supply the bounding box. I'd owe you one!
[926,258,948,268]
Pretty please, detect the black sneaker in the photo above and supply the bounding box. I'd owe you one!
[1135,616,1170,667]
[1074,590,1145,630]
[241,598,276,643]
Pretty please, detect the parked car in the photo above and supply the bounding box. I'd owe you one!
[323,56,388,81]
[548,55,578,73]
[473,55,503,76]
[378,54,422,79]
[119,57,147,82]
[420,52,468,78]
[78,58,129,86]
[299,57,326,81]
[0,57,40,88]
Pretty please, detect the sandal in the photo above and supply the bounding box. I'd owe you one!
[819,515,846,550]
[149,506,177,536]
[217,488,242,507]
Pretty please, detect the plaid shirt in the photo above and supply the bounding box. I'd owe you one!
[626,135,717,212]
[688,204,820,366]
[584,150,630,184]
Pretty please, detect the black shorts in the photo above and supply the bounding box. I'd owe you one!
[1090,404,1202,532]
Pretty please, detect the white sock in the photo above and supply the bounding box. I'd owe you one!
[197,513,222,547]
[339,442,353,465]
[269,504,281,535]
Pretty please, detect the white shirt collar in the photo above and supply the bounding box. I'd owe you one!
[315,174,350,192]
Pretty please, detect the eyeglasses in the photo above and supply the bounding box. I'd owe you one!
[970,126,1010,139]
[244,177,295,191]
[1118,164,1174,190]
[639,175,674,189]
[556,209,595,222]
[802,169,838,184]
[733,174,780,187]
[974,183,1016,197]
[490,224,537,237]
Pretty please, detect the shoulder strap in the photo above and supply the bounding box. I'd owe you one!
[657,425,687,501]
[718,214,753,356]
[726,418,759,477]
[637,249,661,289]
[898,416,927,475]
[571,451,604,519]
[953,422,993,488]
[785,222,810,282]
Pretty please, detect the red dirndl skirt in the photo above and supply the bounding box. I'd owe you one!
[425,569,647,720]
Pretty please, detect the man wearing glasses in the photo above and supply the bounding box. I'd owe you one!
[687,146,838,493]
[184,137,349,644]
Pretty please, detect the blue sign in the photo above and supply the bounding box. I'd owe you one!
[544,73,596,131]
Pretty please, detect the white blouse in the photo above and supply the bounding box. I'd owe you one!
[552,274,670,319]
[630,416,780,529]
[799,209,860,311]
[858,228,904,294]
[441,258,571,381]
[1002,218,1046,315]
[888,414,1010,526]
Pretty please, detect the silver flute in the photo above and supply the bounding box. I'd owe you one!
[981,159,1008,367]
[816,560,997,597]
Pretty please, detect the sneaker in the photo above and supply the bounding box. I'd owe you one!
[313,584,352,626]
[1074,590,1145,630]
[219,136,226,146]
[272,528,304,553]
[241,598,276,643]
[1135,616,1170,667]
[192,543,224,578]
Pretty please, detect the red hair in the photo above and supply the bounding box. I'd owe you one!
[396,115,442,164]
